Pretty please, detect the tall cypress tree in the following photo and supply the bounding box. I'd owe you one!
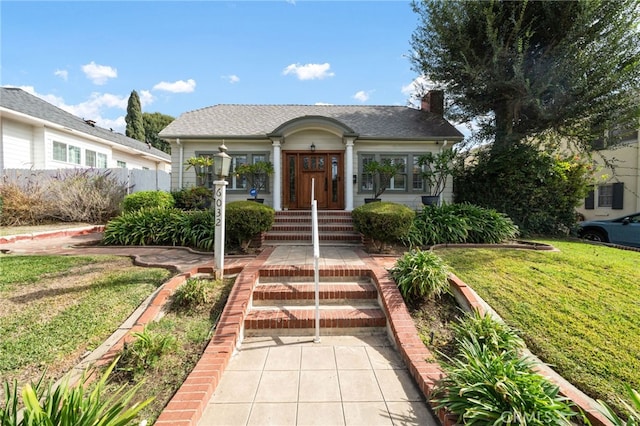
[125,90,145,142]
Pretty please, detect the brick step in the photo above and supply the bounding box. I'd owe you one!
[244,306,386,335]
[275,211,352,217]
[271,224,355,232]
[252,282,377,304]
[264,232,362,243]
[272,217,355,224]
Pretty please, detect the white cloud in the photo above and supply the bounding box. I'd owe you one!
[54,69,68,81]
[153,79,196,93]
[222,74,240,84]
[81,61,117,85]
[17,86,129,133]
[283,63,334,80]
[353,90,372,103]
[138,90,155,107]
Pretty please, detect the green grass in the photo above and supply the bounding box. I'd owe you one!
[0,255,171,385]
[435,239,640,415]
[0,255,103,290]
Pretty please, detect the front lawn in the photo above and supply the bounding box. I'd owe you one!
[0,255,171,394]
[434,239,640,416]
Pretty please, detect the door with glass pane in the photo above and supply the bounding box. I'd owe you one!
[284,152,343,209]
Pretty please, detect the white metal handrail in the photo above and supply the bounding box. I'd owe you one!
[311,179,321,343]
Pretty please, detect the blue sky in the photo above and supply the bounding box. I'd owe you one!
[2,1,431,134]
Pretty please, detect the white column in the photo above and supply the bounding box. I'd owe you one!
[345,138,355,211]
[272,139,282,211]
[213,179,228,279]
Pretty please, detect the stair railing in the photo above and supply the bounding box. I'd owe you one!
[311,178,321,343]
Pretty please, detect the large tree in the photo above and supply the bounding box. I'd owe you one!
[410,0,640,152]
[143,112,174,153]
[125,90,145,142]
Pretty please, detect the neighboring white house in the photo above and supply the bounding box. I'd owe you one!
[159,91,464,211]
[0,87,171,174]
[577,128,640,220]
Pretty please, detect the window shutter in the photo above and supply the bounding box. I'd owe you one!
[612,182,624,209]
[584,188,594,210]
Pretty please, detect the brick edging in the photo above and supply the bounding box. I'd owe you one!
[0,225,105,244]
[154,247,275,426]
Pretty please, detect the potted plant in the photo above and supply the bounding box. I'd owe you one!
[235,160,274,203]
[363,159,403,202]
[185,156,213,187]
[417,149,456,205]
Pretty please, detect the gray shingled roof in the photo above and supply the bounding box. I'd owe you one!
[159,104,464,140]
[0,87,171,161]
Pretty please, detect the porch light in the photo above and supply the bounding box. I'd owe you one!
[310,142,316,152]
[213,143,232,178]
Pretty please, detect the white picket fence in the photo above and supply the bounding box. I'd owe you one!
[2,168,171,193]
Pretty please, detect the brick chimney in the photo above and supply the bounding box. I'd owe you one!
[421,90,444,116]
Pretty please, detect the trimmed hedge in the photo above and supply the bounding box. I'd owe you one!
[122,190,174,213]
[172,187,213,210]
[352,202,415,249]
[226,201,275,251]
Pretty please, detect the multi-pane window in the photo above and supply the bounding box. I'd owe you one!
[86,150,96,167]
[359,154,408,193]
[412,157,424,191]
[117,160,127,168]
[68,146,81,164]
[598,184,613,207]
[96,153,107,168]
[53,141,67,162]
[195,151,268,190]
[382,155,407,190]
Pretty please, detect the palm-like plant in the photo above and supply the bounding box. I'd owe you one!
[363,159,403,199]
[235,161,274,200]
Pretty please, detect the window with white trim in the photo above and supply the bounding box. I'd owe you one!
[598,184,613,207]
[117,161,127,168]
[96,153,107,168]
[86,150,97,167]
[52,141,81,164]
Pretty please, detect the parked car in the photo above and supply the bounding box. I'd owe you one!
[578,212,640,248]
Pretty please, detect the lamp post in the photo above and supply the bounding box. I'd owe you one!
[213,143,231,280]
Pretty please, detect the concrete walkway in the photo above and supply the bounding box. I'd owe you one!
[200,335,437,426]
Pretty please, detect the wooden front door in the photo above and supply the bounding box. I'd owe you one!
[284,152,343,209]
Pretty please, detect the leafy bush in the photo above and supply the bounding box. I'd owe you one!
[172,278,215,309]
[116,327,177,378]
[0,169,127,226]
[0,173,52,226]
[122,190,174,213]
[352,202,415,250]
[390,249,450,301]
[225,201,275,251]
[454,143,591,235]
[598,385,640,426]
[403,203,519,247]
[103,208,215,250]
[452,310,524,355]
[0,359,152,426]
[172,187,213,210]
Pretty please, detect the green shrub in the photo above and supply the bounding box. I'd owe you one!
[454,143,592,235]
[0,359,152,426]
[172,278,216,309]
[225,201,275,251]
[452,310,524,355]
[390,249,450,301]
[403,203,519,247]
[172,187,213,210]
[122,190,174,213]
[352,202,415,250]
[103,208,215,250]
[116,327,177,378]
[434,339,577,425]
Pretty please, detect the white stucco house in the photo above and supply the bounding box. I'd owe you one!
[577,128,640,220]
[0,87,171,173]
[159,91,464,211]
